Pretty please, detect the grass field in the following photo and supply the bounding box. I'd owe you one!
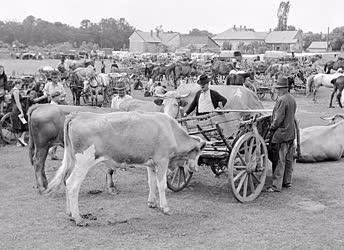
[1,58,344,249]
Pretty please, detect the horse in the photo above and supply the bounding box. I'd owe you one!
[65,59,95,71]
[324,60,344,74]
[211,60,234,84]
[306,73,343,103]
[172,61,199,89]
[84,73,111,106]
[69,65,96,105]
[225,70,256,92]
[265,63,291,79]
[329,75,344,108]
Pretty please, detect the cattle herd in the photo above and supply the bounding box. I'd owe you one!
[1,53,344,227]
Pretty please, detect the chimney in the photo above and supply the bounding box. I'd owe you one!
[150,30,153,37]
[233,25,236,31]
[269,28,272,33]
[244,26,246,31]
[157,29,160,38]
[240,25,242,30]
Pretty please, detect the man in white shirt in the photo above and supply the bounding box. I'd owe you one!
[40,74,67,104]
[111,82,133,110]
[185,74,227,116]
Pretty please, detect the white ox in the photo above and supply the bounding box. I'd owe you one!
[45,111,205,226]
[298,114,344,162]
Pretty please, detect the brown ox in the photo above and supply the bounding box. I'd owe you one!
[45,112,205,226]
[28,104,115,193]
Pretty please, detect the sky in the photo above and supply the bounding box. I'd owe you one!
[1,0,342,34]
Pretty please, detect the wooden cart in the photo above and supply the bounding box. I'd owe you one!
[167,110,299,202]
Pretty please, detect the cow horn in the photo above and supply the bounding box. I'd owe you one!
[154,93,166,98]
[320,115,336,121]
[177,90,190,98]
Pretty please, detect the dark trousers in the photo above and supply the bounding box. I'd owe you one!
[269,141,294,191]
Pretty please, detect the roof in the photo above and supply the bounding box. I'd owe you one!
[213,28,267,40]
[134,30,179,43]
[180,35,219,48]
[265,31,300,44]
[308,41,328,49]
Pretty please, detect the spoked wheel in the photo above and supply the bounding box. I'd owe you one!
[0,113,19,144]
[228,132,268,202]
[167,166,193,192]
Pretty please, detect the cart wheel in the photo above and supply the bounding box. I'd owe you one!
[228,132,268,202]
[167,166,193,192]
[0,113,19,144]
[270,89,278,101]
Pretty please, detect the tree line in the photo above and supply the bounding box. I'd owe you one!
[0,16,135,51]
[0,15,344,52]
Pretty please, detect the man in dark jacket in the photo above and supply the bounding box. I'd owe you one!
[267,76,297,192]
[184,74,227,116]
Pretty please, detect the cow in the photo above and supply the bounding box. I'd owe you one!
[28,104,115,193]
[298,114,344,162]
[28,96,190,193]
[45,111,205,226]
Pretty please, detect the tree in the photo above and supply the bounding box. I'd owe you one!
[188,28,213,37]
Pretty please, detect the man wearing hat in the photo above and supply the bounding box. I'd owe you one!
[111,81,133,110]
[266,76,297,192]
[184,74,227,116]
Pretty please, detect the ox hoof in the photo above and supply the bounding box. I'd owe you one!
[147,201,157,208]
[329,106,335,108]
[81,213,97,220]
[75,218,89,227]
[37,186,46,195]
[161,207,171,215]
[107,187,120,195]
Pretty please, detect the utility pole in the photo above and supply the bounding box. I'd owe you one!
[327,27,329,52]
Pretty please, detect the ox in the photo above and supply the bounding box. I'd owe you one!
[28,104,115,193]
[28,96,190,192]
[298,114,344,162]
[45,111,205,226]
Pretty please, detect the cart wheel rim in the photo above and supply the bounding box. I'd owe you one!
[0,113,19,144]
[167,166,193,192]
[228,132,268,202]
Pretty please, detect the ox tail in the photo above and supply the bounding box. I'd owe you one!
[306,75,315,95]
[44,114,76,194]
[324,63,328,74]
[27,105,40,166]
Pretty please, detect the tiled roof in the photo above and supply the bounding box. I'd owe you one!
[308,41,328,49]
[265,31,299,44]
[180,35,219,48]
[213,28,267,40]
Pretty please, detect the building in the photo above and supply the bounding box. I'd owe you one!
[212,25,267,50]
[307,41,331,53]
[265,30,303,52]
[178,35,220,53]
[129,30,179,53]
[129,30,219,53]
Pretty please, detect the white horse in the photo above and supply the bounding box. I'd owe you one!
[306,73,343,102]
[84,73,111,106]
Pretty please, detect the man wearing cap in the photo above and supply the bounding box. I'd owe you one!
[184,74,227,116]
[266,76,297,192]
[111,81,133,110]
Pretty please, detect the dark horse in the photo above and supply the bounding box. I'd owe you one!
[69,72,83,106]
[172,62,199,89]
[226,71,254,85]
[329,75,344,108]
[324,60,344,74]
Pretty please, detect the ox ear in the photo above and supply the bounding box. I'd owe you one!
[178,100,188,107]
[154,98,164,106]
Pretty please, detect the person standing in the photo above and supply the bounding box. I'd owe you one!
[10,81,27,147]
[36,73,67,105]
[101,60,106,73]
[0,65,8,115]
[111,81,133,110]
[184,74,227,116]
[267,76,297,192]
